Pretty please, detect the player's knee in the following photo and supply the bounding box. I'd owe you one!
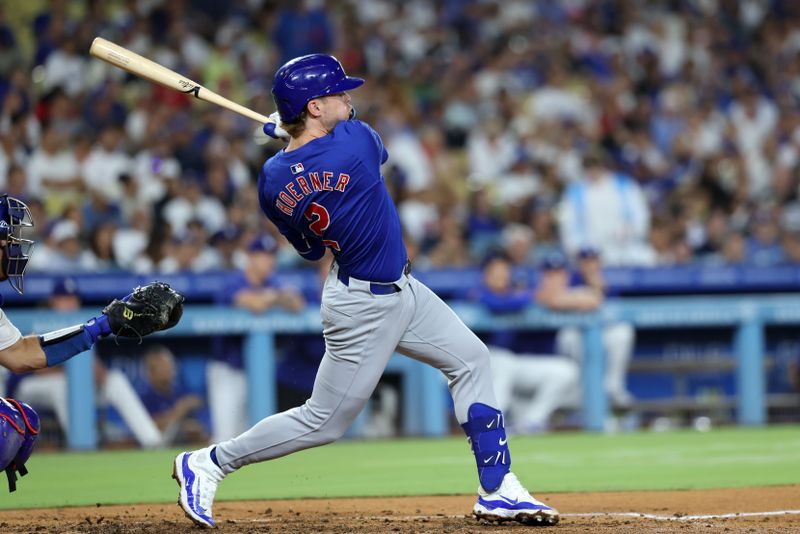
[605,323,634,345]
[302,397,363,443]
[557,328,582,358]
[474,343,492,366]
[554,360,580,388]
[103,369,126,389]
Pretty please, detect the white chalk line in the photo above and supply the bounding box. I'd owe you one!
[229,509,800,524]
[564,509,800,521]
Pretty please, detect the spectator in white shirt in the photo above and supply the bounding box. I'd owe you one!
[163,178,226,238]
[558,148,655,266]
[25,126,82,217]
[42,35,88,97]
[81,126,132,203]
[35,219,97,273]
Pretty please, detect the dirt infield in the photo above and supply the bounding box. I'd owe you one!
[0,486,797,533]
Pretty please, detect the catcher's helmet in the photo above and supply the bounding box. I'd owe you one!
[0,195,34,294]
[272,54,364,123]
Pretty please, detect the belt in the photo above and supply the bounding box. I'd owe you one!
[337,261,410,295]
[337,271,401,295]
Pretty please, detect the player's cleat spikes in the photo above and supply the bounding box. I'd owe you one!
[173,447,225,528]
[473,472,559,526]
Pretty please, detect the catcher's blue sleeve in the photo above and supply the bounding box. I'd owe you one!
[38,315,110,367]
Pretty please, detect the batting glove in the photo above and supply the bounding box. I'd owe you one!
[263,112,290,141]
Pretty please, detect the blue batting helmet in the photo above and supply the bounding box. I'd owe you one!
[0,195,34,294]
[272,54,364,123]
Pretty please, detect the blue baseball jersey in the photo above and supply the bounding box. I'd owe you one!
[258,120,407,283]
[138,380,190,417]
[475,283,557,354]
[212,272,284,368]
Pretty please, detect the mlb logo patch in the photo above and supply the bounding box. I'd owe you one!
[290,162,304,174]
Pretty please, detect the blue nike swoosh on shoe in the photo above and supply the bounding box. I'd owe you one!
[478,497,554,512]
[182,454,215,526]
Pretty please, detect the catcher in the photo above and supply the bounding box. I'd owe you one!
[0,194,184,491]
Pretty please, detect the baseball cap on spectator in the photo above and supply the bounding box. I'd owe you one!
[247,234,278,254]
[50,220,79,243]
[540,252,568,271]
[211,224,241,245]
[577,247,600,260]
[52,277,79,297]
[480,249,512,269]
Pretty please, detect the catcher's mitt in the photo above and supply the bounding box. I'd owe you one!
[102,281,184,338]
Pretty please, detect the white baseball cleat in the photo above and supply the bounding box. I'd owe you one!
[173,447,225,528]
[473,472,560,526]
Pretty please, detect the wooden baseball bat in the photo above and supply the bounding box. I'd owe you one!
[89,37,270,124]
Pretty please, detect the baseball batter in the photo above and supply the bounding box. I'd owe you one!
[174,54,559,528]
[0,194,184,492]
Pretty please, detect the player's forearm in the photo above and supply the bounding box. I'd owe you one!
[286,229,326,260]
[155,409,188,431]
[537,290,602,312]
[298,242,326,261]
[234,291,277,313]
[278,291,306,312]
[37,316,111,367]
[0,336,47,373]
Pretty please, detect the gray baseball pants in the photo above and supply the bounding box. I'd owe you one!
[215,264,497,472]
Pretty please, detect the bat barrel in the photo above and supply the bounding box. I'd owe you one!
[89,37,270,125]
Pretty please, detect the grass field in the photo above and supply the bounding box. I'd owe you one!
[4,425,798,510]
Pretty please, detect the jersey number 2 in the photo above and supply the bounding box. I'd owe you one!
[303,203,341,251]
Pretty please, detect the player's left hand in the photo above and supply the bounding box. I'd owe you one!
[102,281,184,338]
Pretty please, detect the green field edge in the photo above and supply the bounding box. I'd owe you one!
[1,426,796,510]
[3,483,799,512]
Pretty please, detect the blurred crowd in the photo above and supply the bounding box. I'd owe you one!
[2,0,800,272]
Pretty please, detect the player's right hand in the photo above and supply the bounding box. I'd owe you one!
[263,112,290,140]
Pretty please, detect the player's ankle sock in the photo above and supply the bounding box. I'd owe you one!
[209,446,221,468]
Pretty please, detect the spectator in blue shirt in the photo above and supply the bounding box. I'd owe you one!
[138,345,207,445]
[747,209,785,266]
[538,249,636,409]
[208,234,305,442]
[476,252,579,433]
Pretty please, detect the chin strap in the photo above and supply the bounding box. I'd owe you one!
[461,403,511,493]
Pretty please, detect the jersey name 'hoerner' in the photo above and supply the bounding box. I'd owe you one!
[274,171,351,215]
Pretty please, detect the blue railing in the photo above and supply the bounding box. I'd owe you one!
[8,264,800,306]
[8,293,796,449]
